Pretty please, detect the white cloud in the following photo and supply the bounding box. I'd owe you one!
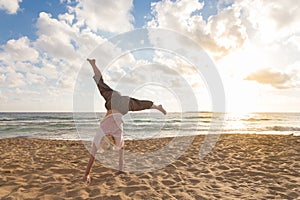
[152,50,198,77]
[286,35,300,52]
[1,0,298,112]
[148,0,300,60]
[15,88,22,94]
[59,0,75,4]
[9,87,40,99]
[72,28,106,56]
[56,71,76,89]
[148,0,247,59]
[0,37,39,63]
[143,0,299,112]
[0,73,5,84]
[26,72,46,85]
[73,0,134,33]
[5,71,26,88]
[245,68,297,89]
[1,1,140,111]
[13,60,59,80]
[2,4,140,106]
[34,11,106,66]
[148,0,204,28]
[58,12,74,25]
[0,0,22,14]
[0,90,8,101]
[237,0,300,43]
[34,12,78,61]
[32,10,108,91]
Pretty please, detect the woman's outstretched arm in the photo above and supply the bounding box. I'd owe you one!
[82,144,97,183]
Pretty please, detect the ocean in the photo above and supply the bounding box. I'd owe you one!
[0,112,299,141]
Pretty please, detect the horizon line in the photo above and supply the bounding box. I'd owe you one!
[1,111,300,114]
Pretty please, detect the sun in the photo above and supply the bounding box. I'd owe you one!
[225,79,258,115]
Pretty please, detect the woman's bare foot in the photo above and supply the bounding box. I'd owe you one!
[152,104,167,115]
[158,105,167,115]
[87,58,96,66]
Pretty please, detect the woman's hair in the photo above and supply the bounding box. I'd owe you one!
[99,135,116,151]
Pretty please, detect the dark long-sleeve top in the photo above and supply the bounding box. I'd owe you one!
[93,75,153,115]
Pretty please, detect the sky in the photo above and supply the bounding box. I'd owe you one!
[0,0,300,113]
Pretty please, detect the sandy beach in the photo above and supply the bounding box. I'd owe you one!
[1,134,299,199]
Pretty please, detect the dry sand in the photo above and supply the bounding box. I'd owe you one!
[0,134,299,199]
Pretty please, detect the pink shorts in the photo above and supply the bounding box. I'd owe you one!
[93,113,124,153]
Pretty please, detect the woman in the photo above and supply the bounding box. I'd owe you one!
[83,59,167,182]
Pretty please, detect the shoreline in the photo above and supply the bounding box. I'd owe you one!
[2,132,300,142]
[1,134,299,199]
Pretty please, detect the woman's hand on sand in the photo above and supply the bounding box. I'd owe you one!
[115,170,126,175]
[82,174,90,183]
